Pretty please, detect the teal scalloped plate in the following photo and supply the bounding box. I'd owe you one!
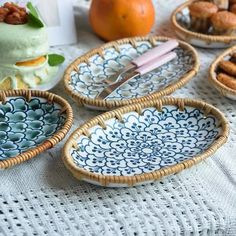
[0,92,73,168]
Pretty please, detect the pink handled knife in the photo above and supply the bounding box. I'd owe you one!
[132,40,178,67]
[96,51,177,100]
[103,40,179,84]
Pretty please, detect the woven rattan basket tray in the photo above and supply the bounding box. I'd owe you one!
[64,36,199,110]
[0,90,73,169]
[63,97,229,187]
[171,0,236,48]
[209,45,236,100]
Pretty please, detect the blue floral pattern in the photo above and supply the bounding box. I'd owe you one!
[71,106,221,176]
[0,98,66,160]
[69,41,195,100]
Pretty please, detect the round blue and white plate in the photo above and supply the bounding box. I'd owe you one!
[64,36,199,110]
[63,97,229,187]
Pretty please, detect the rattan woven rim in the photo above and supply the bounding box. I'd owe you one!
[0,90,73,169]
[63,97,229,187]
[209,45,236,97]
[63,36,199,110]
[171,0,236,44]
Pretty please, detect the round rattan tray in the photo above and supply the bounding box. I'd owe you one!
[171,0,236,48]
[209,45,236,100]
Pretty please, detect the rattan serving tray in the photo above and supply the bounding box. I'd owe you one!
[171,1,236,48]
[64,36,199,110]
[209,45,236,100]
[63,97,229,187]
[0,90,73,169]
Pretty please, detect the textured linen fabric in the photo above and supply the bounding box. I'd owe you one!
[0,0,236,235]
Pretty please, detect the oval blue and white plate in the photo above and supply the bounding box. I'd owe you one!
[64,36,199,110]
[63,97,229,187]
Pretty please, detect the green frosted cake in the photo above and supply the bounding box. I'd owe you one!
[0,2,62,90]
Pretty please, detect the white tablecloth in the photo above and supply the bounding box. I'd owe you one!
[0,0,236,235]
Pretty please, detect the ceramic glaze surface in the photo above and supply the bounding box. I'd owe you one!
[0,97,66,160]
[69,41,195,100]
[175,8,236,48]
[70,106,221,176]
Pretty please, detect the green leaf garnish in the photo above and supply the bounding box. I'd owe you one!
[28,13,44,28]
[48,54,65,66]
[27,2,39,17]
[27,2,44,28]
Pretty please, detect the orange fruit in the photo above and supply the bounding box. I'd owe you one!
[89,0,155,41]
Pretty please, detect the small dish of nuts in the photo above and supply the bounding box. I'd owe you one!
[0,2,28,25]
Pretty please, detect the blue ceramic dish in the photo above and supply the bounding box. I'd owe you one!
[63,97,229,187]
[64,36,199,110]
[0,90,73,169]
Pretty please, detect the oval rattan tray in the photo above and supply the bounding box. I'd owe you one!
[171,0,236,48]
[209,45,236,100]
[63,97,229,187]
[64,36,199,110]
[0,90,73,169]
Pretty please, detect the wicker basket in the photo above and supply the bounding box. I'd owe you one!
[209,45,236,100]
[171,0,236,48]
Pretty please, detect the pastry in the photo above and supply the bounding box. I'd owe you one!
[230,4,236,13]
[0,2,64,90]
[212,0,229,10]
[230,53,236,63]
[211,11,236,35]
[188,1,218,33]
[219,60,236,76]
[229,0,236,6]
[217,73,236,90]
